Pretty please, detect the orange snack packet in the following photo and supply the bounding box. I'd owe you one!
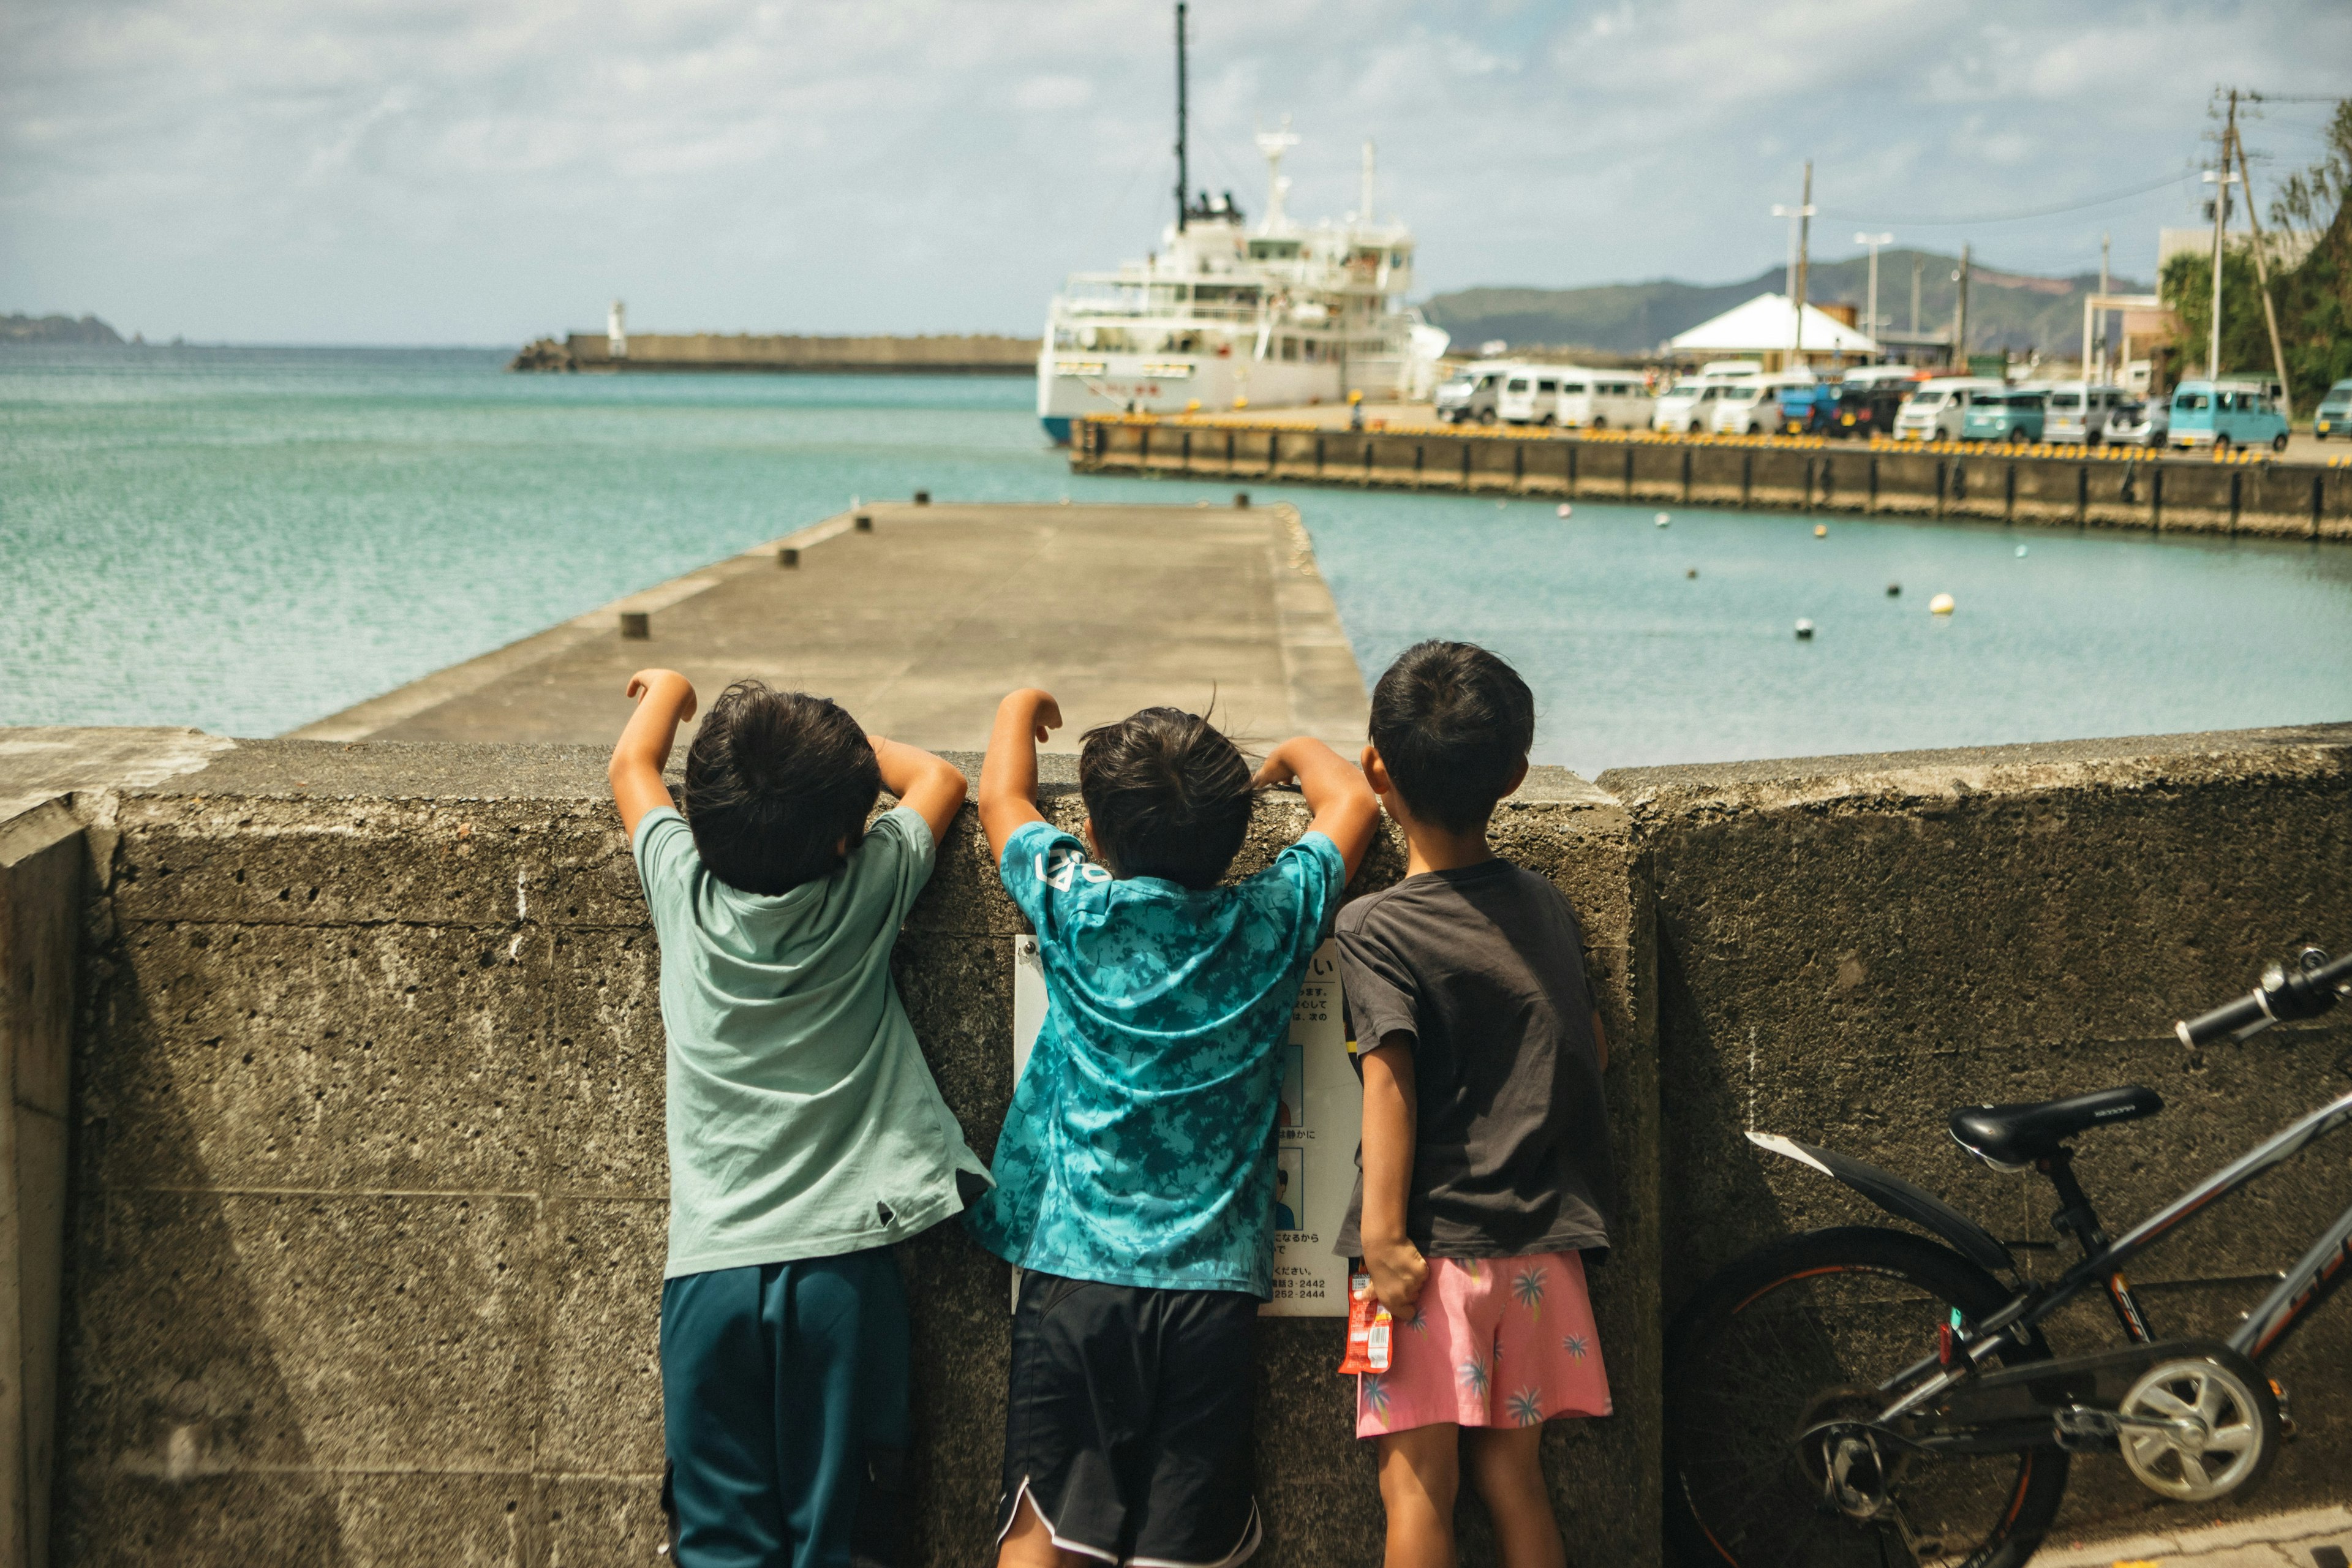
[1337,1272,1393,1375]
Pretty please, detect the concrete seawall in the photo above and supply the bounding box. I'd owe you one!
[511,333,1039,374]
[2,722,2349,1564]
[1071,417,2352,541]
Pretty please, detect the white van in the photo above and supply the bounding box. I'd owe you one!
[2041,382,2128,446]
[1498,366,1575,425]
[1893,377,2006,442]
[1556,371,1656,430]
[1652,365,1760,434]
[1710,371,1818,436]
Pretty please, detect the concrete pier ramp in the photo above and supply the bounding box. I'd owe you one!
[293,501,1370,756]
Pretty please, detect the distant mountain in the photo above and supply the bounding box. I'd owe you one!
[2,312,126,345]
[1422,250,2149,358]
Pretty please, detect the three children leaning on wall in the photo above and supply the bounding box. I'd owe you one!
[608,639,1616,1568]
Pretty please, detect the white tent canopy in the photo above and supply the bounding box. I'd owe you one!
[1668,293,1879,356]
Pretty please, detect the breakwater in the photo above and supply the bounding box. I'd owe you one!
[511,333,1038,374]
[6,720,2349,1565]
[1070,417,2352,540]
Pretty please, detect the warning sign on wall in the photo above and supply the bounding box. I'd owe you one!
[1009,936,1358,1318]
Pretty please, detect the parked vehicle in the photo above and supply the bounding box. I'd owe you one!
[1708,382,1776,435]
[1435,363,1510,424]
[1894,377,2006,441]
[2104,399,2170,448]
[1553,371,1654,430]
[1653,380,1732,433]
[2312,377,2352,440]
[1709,371,1816,435]
[1498,367,1572,426]
[2169,379,2290,453]
[1962,388,2048,443]
[1830,369,1920,440]
[1651,363,1760,434]
[2041,382,2128,446]
[1776,382,1840,435]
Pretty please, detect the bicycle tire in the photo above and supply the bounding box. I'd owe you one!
[1665,1227,2068,1568]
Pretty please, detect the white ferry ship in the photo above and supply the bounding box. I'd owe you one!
[1036,20,1446,445]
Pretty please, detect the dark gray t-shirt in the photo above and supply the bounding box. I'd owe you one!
[1332,859,1615,1261]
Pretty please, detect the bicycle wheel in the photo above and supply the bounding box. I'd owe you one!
[1666,1227,2068,1568]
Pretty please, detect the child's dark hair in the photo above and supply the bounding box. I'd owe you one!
[1078,707,1255,891]
[682,680,880,895]
[1368,640,1535,832]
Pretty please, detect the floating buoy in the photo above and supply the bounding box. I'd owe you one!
[1557,503,1573,518]
[1887,582,1902,597]
[1686,568,1698,579]
[1795,619,1815,639]
[2015,544,2029,557]
[1930,593,1955,615]
[1814,524,1828,538]
[1655,511,1672,526]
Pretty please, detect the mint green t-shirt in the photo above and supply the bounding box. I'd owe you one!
[633,804,987,1278]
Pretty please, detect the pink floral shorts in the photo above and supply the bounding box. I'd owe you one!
[1355,1251,1611,1438]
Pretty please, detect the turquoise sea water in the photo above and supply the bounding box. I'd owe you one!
[5,346,2348,777]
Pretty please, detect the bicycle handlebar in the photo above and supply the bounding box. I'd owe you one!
[2176,946,2352,1046]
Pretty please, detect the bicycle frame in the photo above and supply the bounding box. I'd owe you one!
[1880,1084,2352,1420]
[2026,1084,2352,1360]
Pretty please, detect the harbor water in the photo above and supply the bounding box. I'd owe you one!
[6,347,2349,778]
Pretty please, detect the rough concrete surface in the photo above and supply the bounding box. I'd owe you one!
[2035,1501,2352,1567]
[10,718,2350,1565]
[32,736,1651,1568]
[292,503,1370,758]
[1600,721,2352,1545]
[1074,418,2352,541]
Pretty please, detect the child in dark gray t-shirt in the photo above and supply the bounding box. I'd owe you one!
[1339,640,1616,1568]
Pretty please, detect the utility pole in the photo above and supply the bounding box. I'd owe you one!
[2203,88,2240,379]
[2231,119,2296,418]
[2096,233,2110,383]
[1771,164,1816,366]
[1910,254,1923,334]
[1173,2,1189,232]
[1952,243,1971,371]
[1795,161,1812,362]
[1856,232,1893,348]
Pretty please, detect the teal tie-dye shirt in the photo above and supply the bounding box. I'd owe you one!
[965,820,1344,1297]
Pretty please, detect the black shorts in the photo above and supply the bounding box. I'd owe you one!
[995,1273,1262,1568]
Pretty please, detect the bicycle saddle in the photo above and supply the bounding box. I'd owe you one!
[1948,1085,2165,1165]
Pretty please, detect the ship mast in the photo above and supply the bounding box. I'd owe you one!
[1173,2,1189,232]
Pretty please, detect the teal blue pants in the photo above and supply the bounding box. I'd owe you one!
[660,1250,910,1568]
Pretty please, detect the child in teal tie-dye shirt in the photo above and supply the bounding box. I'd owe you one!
[967,688,1378,1568]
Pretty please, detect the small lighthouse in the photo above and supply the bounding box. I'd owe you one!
[607,299,628,360]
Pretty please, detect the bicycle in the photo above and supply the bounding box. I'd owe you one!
[1664,943,2352,1568]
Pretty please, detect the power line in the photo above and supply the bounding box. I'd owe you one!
[1817,171,2196,227]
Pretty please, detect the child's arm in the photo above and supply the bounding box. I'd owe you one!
[609,668,698,838]
[869,736,969,847]
[1357,1034,1428,1314]
[1251,737,1380,880]
[978,687,1064,864]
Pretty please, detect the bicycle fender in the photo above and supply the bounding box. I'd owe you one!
[1748,1131,2017,1277]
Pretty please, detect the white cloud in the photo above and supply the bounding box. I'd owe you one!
[0,0,2342,342]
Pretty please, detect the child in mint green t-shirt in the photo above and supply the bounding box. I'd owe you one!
[611,668,986,1568]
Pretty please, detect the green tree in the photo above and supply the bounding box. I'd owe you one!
[2163,97,2352,409]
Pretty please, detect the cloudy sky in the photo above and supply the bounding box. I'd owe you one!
[4,0,2345,344]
